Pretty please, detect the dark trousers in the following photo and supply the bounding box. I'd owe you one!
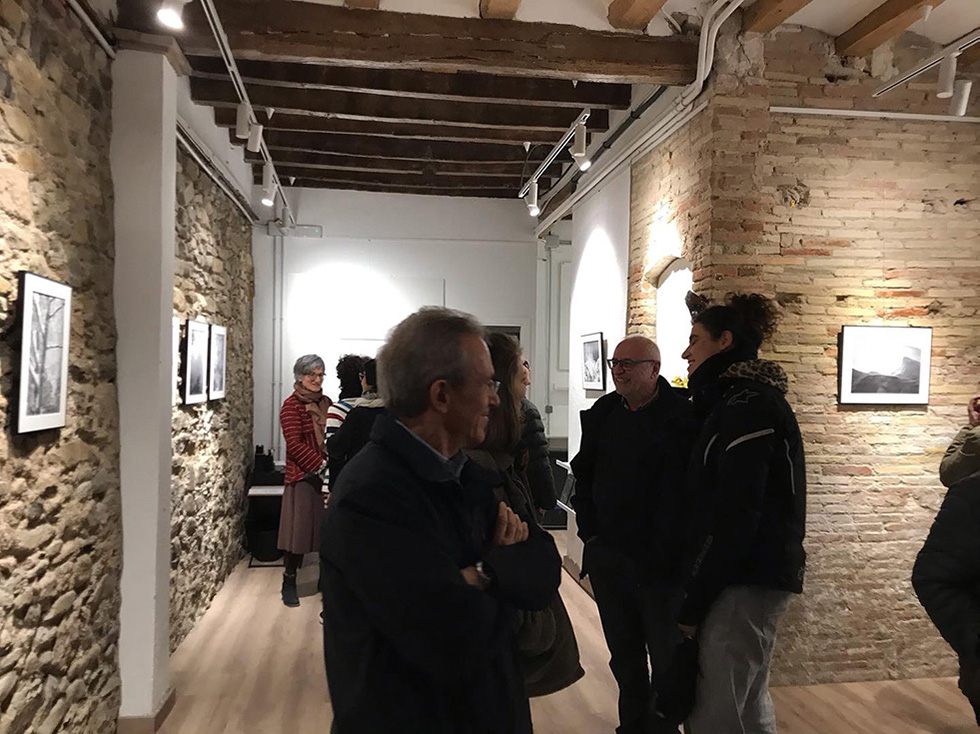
[588,543,682,734]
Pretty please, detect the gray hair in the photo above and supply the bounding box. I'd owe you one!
[378,307,485,419]
[293,354,325,381]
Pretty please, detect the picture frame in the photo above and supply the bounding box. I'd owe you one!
[183,318,210,405]
[839,325,932,405]
[172,316,181,406]
[16,272,72,433]
[209,324,227,401]
[581,332,605,391]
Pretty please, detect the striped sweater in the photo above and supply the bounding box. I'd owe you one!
[280,394,327,485]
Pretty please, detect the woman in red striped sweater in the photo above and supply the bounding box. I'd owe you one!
[278,354,332,607]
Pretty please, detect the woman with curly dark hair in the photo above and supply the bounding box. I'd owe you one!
[323,354,367,497]
[675,293,807,734]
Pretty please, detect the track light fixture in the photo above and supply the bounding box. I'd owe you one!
[156,0,191,30]
[235,102,249,140]
[949,79,973,117]
[918,3,932,24]
[571,121,591,172]
[246,123,263,153]
[261,163,275,207]
[937,53,958,99]
[526,180,540,217]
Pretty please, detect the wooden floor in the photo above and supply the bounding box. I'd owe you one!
[158,558,977,734]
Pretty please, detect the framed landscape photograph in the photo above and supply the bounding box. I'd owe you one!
[839,325,932,405]
[209,324,227,401]
[17,272,72,433]
[183,318,209,405]
[582,332,605,391]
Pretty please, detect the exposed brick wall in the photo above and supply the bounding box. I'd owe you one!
[0,1,122,732]
[170,149,254,652]
[630,23,980,685]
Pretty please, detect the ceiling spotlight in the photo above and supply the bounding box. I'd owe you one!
[235,102,249,140]
[918,3,932,24]
[266,107,275,119]
[260,163,275,207]
[571,121,591,172]
[246,123,263,153]
[526,179,540,217]
[937,53,958,99]
[156,0,191,30]
[288,176,296,185]
[949,79,973,117]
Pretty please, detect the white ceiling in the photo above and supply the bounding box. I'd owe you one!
[297,0,980,45]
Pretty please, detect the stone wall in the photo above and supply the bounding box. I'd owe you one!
[0,2,122,733]
[629,24,980,685]
[170,148,254,652]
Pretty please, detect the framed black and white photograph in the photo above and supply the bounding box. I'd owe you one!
[183,318,209,405]
[839,325,932,405]
[16,272,72,433]
[209,324,227,401]
[582,332,605,391]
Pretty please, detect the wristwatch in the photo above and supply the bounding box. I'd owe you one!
[474,561,493,590]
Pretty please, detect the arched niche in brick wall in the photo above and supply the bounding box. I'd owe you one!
[654,257,693,386]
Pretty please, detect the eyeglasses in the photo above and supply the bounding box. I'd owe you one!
[606,358,658,371]
[305,372,324,380]
[489,380,501,394]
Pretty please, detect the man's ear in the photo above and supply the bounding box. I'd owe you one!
[428,379,451,415]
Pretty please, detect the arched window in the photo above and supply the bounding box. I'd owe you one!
[656,258,693,386]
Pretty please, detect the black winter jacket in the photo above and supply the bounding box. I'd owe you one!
[326,399,385,487]
[518,399,557,511]
[678,355,807,626]
[320,413,561,734]
[569,377,696,585]
[913,474,980,723]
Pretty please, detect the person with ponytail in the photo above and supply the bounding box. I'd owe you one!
[677,293,807,734]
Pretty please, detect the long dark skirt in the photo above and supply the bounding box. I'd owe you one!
[278,479,323,554]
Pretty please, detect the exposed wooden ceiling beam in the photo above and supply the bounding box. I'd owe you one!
[188,56,632,109]
[742,0,815,34]
[192,78,609,132]
[276,179,518,198]
[256,165,540,190]
[213,108,564,145]
[252,130,548,163]
[245,150,565,178]
[480,0,521,20]
[162,1,699,85]
[607,0,669,31]
[961,42,980,68]
[836,0,945,58]
[345,0,379,8]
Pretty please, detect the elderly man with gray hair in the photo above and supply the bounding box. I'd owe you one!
[319,307,561,734]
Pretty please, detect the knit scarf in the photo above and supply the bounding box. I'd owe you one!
[292,382,332,456]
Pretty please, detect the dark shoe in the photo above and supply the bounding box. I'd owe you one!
[281,573,300,607]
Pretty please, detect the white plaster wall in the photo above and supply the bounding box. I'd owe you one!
[567,167,631,458]
[253,190,538,453]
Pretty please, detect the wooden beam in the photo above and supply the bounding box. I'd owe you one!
[252,130,547,163]
[191,78,609,132]
[275,179,517,198]
[345,0,379,7]
[480,0,521,20]
[742,0,815,34]
[168,1,699,85]
[961,42,980,68]
[836,0,945,58]
[256,165,537,190]
[607,0,669,31]
[188,56,632,109]
[245,150,565,178]
[213,108,564,145]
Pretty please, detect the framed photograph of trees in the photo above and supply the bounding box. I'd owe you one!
[208,324,227,401]
[183,319,210,405]
[16,273,72,433]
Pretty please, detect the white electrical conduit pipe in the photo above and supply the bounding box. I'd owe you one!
[534,0,747,236]
[873,27,980,97]
[65,0,117,58]
[770,106,980,124]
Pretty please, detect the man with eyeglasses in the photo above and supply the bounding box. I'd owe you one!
[571,335,696,734]
[320,307,561,734]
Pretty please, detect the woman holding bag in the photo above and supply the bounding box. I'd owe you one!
[467,332,584,698]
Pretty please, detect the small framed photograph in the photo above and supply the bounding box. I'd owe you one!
[172,316,181,406]
[582,332,605,391]
[183,319,209,405]
[209,324,227,401]
[16,272,72,433]
[839,325,932,405]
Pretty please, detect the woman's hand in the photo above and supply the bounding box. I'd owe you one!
[492,502,529,547]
